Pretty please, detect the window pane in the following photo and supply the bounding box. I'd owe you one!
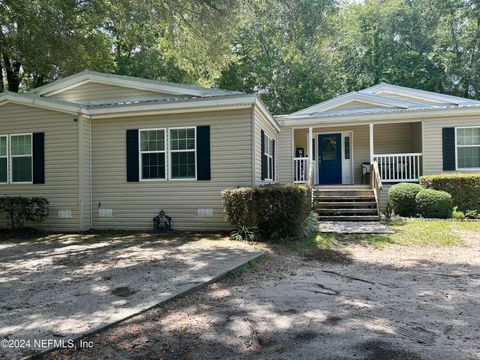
[0,158,6,182]
[11,135,32,156]
[12,156,32,182]
[345,137,350,160]
[0,137,6,157]
[142,153,165,179]
[170,128,195,150]
[458,147,480,168]
[171,152,195,179]
[322,137,337,160]
[140,130,164,152]
[457,128,480,146]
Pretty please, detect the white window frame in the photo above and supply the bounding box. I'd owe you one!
[10,133,33,184]
[264,133,274,181]
[0,135,8,184]
[169,126,197,181]
[455,126,480,171]
[139,128,167,181]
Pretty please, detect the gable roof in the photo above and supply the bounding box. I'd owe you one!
[28,70,242,98]
[282,83,480,122]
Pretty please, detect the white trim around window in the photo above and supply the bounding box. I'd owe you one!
[9,133,33,184]
[139,128,167,181]
[0,135,8,184]
[264,133,274,181]
[455,126,480,171]
[169,126,197,181]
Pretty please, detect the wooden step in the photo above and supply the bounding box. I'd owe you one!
[317,215,380,221]
[313,190,374,197]
[315,201,377,208]
[313,195,375,200]
[316,208,378,214]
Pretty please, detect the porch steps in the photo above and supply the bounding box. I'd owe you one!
[313,185,379,221]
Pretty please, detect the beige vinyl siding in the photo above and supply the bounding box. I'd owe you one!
[277,127,293,183]
[334,101,391,111]
[374,91,441,105]
[373,123,413,154]
[51,82,163,103]
[254,108,278,185]
[91,108,253,231]
[0,103,80,231]
[423,115,480,175]
[79,116,92,230]
[411,122,423,153]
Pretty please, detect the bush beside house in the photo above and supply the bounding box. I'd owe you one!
[0,196,49,230]
[222,184,311,241]
[387,183,423,217]
[415,189,453,219]
[420,174,480,212]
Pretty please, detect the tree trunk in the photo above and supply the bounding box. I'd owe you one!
[0,60,4,92]
[3,54,22,92]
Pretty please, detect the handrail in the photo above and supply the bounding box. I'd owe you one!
[370,160,383,217]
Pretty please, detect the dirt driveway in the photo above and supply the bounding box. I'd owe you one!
[45,230,480,360]
[0,232,261,359]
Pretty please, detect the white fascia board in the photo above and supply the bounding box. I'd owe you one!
[88,94,257,118]
[254,97,281,132]
[279,105,480,127]
[0,92,83,115]
[362,83,480,105]
[289,92,414,117]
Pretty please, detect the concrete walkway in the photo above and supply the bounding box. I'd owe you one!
[0,233,262,359]
[319,221,394,234]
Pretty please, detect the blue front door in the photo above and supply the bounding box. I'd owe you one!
[318,133,342,184]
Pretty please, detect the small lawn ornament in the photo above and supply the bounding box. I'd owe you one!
[153,209,173,232]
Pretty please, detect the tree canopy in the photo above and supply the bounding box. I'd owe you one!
[2,0,480,114]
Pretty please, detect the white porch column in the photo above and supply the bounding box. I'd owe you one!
[369,123,374,163]
[308,127,313,183]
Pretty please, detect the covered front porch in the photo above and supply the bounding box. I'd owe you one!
[293,122,423,185]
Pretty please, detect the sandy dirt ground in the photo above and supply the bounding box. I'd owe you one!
[0,232,261,359]
[45,229,480,360]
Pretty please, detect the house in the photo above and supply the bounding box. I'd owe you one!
[0,72,479,230]
[0,71,279,231]
[276,83,480,219]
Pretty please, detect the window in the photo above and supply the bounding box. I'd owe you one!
[345,136,350,160]
[170,127,196,179]
[264,134,274,181]
[0,136,7,183]
[456,127,480,169]
[10,134,32,183]
[140,129,166,180]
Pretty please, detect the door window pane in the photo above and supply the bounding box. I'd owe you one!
[322,137,337,160]
[345,136,350,160]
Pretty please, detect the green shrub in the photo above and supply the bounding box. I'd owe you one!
[0,196,49,230]
[387,183,423,217]
[222,184,311,242]
[420,174,480,211]
[452,206,465,219]
[415,189,453,219]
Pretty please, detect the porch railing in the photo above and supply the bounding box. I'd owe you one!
[374,153,422,183]
[294,157,308,183]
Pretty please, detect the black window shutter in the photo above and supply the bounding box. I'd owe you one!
[196,126,211,180]
[261,130,266,180]
[272,139,276,181]
[126,129,139,181]
[442,127,455,171]
[32,132,45,184]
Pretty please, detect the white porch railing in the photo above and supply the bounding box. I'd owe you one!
[294,157,308,183]
[374,153,422,182]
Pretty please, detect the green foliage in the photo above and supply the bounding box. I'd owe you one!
[222,184,311,242]
[452,206,465,220]
[420,174,480,212]
[465,210,480,219]
[387,183,423,217]
[230,225,259,242]
[415,189,453,219]
[0,196,49,230]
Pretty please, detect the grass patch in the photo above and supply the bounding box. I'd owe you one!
[226,256,266,279]
[360,219,480,247]
[287,233,337,253]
